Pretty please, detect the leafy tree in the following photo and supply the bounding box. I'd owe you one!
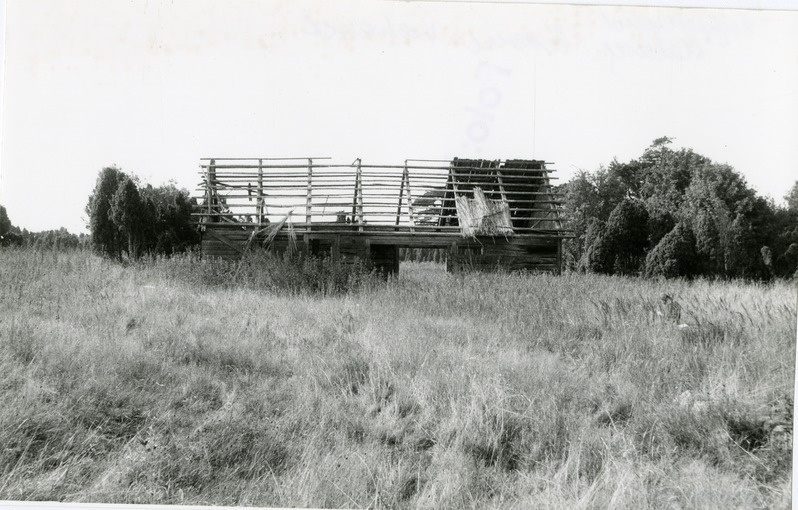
[0,205,11,236]
[590,165,629,221]
[110,177,144,259]
[0,232,23,247]
[601,198,650,275]
[646,207,675,249]
[677,175,733,276]
[0,205,23,248]
[604,158,644,200]
[690,163,755,218]
[563,171,602,269]
[725,213,768,280]
[692,210,723,276]
[775,243,798,278]
[771,181,798,277]
[644,223,697,279]
[563,137,796,280]
[566,137,695,273]
[87,166,128,258]
[638,148,709,211]
[786,181,798,212]
[87,168,199,260]
[139,182,200,255]
[581,218,612,273]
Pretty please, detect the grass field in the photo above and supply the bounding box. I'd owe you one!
[0,248,795,509]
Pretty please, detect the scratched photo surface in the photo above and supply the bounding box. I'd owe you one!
[0,1,796,509]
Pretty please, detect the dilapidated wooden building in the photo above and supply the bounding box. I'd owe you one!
[194,157,568,273]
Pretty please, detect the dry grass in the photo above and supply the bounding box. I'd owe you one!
[0,248,794,508]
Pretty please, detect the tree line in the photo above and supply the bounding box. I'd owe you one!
[0,206,89,249]
[561,137,798,279]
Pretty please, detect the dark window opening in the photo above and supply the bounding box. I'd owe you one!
[309,239,333,258]
[370,244,399,275]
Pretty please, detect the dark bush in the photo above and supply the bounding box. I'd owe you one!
[139,183,200,256]
[87,168,199,260]
[582,219,612,273]
[0,205,11,236]
[647,208,675,249]
[644,223,697,278]
[726,214,769,280]
[692,211,723,276]
[603,199,650,275]
[0,231,23,247]
[86,166,128,259]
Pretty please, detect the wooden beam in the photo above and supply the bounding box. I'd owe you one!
[496,165,508,203]
[306,158,313,230]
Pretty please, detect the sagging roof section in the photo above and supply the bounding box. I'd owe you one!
[439,158,561,231]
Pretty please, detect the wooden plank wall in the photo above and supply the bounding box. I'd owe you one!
[446,238,560,273]
[203,225,560,274]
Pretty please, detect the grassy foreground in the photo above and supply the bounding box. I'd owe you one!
[0,248,795,509]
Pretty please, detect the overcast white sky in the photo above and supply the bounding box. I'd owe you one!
[1,0,797,234]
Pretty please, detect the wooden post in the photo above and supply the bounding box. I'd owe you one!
[447,241,459,273]
[333,235,341,262]
[355,158,364,232]
[395,165,406,226]
[351,158,359,225]
[207,158,217,223]
[404,160,416,233]
[556,237,563,275]
[205,160,213,221]
[257,158,264,226]
[306,158,313,230]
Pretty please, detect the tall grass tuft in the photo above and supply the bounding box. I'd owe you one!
[142,249,378,296]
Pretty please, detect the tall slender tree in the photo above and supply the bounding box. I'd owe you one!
[110,176,144,259]
[602,198,650,275]
[86,166,128,259]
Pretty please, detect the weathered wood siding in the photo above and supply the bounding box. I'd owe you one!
[201,224,561,274]
[446,238,560,273]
